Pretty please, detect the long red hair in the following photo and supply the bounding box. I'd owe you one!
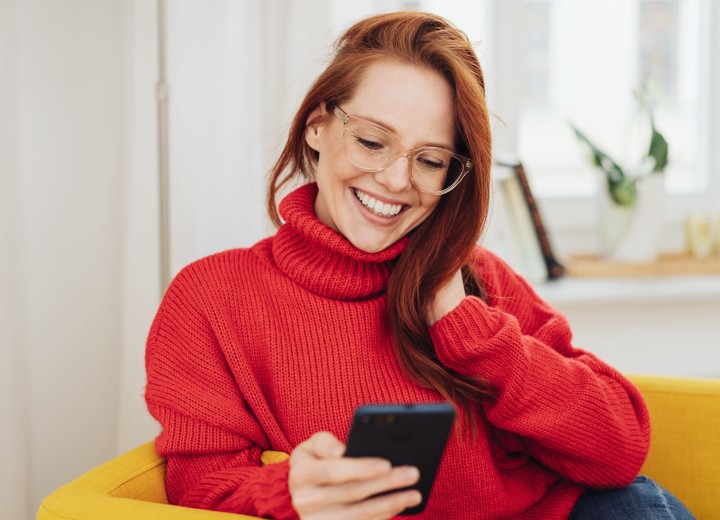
[267,12,495,424]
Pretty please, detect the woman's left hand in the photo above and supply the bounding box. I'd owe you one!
[425,270,466,326]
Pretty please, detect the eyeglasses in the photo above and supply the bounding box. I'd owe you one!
[332,105,472,195]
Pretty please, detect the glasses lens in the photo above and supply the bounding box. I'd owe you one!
[412,151,464,193]
[343,123,394,171]
[341,120,469,194]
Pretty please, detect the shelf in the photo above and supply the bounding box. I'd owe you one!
[535,257,720,306]
[565,253,720,277]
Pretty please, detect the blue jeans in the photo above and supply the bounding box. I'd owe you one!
[569,476,696,519]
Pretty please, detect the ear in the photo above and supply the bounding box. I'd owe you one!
[304,102,329,152]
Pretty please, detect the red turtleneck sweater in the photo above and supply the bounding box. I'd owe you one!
[145,183,650,519]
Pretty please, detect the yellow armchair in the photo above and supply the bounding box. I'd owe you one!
[38,375,720,520]
[629,374,720,519]
[37,443,289,520]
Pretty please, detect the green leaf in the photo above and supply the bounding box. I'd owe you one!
[648,117,669,172]
[571,126,626,182]
[571,125,637,206]
[609,178,638,206]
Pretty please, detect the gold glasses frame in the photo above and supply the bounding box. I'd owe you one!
[332,105,472,195]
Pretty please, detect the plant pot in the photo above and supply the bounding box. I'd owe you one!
[598,174,665,263]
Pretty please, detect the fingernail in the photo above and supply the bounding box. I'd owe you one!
[332,445,345,457]
[406,490,422,506]
[400,466,420,482]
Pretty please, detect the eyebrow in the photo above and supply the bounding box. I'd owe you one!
[353,112,456,151]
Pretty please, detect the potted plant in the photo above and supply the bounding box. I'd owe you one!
[571,83,669,262]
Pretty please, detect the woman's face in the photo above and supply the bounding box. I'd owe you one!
[305,60,457,253]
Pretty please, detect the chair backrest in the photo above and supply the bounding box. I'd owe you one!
[629,374,720,520]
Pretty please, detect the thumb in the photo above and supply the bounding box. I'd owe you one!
[307,431,345,459]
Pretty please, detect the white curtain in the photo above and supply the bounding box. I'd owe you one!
[163,0,345,275]
[1,1,130,516]
[0,4,31,513]
[0,0,350,518]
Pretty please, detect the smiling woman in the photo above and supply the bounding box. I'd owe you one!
[305,60,456,253]
[143,10,693,520]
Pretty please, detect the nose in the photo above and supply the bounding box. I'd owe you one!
[375,154,413,192]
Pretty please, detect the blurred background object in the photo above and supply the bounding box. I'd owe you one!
[685,212,720,259]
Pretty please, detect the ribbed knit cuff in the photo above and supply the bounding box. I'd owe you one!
[251,459,298,520]
[429,296,523,379]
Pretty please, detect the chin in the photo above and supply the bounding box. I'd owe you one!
[345,232,395,254]
[349,239,386,254]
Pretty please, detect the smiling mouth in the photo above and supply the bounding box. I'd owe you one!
[353,189,404,217]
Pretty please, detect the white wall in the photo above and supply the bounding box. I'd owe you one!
[1,0,127,515]
[165,0,271,274]
[537,278,720,379]
[561,300,720,379]
[114,0,163,455]
[0,3,31,516]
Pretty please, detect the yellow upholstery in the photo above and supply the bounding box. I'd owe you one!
[37,443,288,520]
[628,374,720,519]
[38,375,719,519]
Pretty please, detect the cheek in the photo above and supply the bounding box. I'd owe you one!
[419,195,442,216]
[315,142,353,182]
[406,196,441,231]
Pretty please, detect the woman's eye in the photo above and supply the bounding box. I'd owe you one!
[417,155,446,170]
[356,136,386,151]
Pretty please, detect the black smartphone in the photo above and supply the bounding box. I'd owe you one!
[344,402,456,515]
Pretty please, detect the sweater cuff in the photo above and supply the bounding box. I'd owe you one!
[429,296,525,382]
[430,297,502,354]
[250,459,298,520]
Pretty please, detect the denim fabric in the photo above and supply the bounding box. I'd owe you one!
[569,476,696,519]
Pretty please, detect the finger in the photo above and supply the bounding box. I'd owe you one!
[299,488,421,520]
[343,489,423,520]
[296,464,419,512]
[290,432,344,472]
[289,458,406,514]
[291,455,392,487]
[302,431,345,459]
[339,465,420,503]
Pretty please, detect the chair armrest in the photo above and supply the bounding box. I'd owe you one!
[37,441,265,520]
[627,373,720,520]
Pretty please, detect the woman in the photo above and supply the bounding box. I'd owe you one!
[145,11,694,520]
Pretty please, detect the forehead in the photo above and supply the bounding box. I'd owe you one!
[344,60,457,146]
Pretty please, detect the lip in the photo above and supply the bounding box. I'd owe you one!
[350,187,407,225]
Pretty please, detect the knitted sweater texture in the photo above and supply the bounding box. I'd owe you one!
[145,183,650,519]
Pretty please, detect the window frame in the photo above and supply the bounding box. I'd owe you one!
[487,0,719,256]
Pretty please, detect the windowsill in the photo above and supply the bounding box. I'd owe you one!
[534,273,720,306]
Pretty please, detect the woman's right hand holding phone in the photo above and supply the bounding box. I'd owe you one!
[288,432,421,519]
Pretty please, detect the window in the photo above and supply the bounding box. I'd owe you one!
[502,0,705,196]
[432,0,716,255]
[330,0,717,254]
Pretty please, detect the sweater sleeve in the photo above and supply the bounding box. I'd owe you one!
[429,250,651,489]
[144,266,298,519]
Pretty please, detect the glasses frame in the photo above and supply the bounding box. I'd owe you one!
[332,105,472,195]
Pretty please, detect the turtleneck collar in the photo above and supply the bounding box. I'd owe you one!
[271,183,407,300]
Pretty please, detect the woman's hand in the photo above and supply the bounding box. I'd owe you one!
[425,270,466,326]
[288,432,422,520]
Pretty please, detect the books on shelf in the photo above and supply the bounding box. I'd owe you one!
[483,155,565,283]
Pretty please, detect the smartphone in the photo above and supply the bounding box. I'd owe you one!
[344,402,456,515]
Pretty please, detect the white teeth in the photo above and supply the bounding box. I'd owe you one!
[354,189,402,217]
